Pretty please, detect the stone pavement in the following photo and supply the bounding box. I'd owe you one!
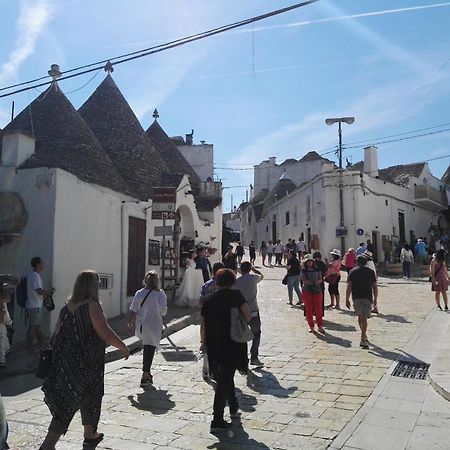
[2,260,445,449]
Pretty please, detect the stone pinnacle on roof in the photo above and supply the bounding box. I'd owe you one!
[153,109,159,119]
[104,60,114,73]
[79,74,170,200]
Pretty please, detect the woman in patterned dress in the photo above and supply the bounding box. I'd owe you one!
[40,271,129,450]
[430,249,449,310]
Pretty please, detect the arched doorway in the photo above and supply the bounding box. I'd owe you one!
[174,205,196,278]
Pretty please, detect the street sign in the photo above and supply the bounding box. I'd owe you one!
[152,211,176,220]
[336,226,348,237]
[152,187,176,220]
[357,228,364,236]
[153,187,176,204]
[154,226,173,236]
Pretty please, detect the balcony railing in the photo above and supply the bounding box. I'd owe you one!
[414,185,447,208]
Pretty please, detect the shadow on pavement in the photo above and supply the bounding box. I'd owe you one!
[314,330,352,348]
[208,416,271,449]
[246,369,297,398]
[127,388,175,415]
[0,373,42,396]
[160,346,197,362]
[373,313,412,324]
[322,319,357,332]
[367,344,424,363]
[235,387,257,413]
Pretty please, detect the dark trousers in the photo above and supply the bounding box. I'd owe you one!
[248,313,261,359]
[275,253,283,265]
[143,345,156,372]
[402,261,411,278]
[213,364,238,421]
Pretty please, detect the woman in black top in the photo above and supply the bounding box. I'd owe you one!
[285,249,302,305]
[200,269,251,432]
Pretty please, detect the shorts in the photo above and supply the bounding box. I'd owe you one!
[353,298,372,318]
[26,308,42,326]
[328,276,341,296]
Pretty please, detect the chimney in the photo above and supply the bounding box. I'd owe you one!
[185,129,194,146]
[364,145,378,177]
[269,156,276,165]
[1,131,35,167]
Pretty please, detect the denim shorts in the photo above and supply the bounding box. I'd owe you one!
[26,308,42,326]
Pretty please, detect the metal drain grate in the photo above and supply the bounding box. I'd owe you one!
[392,361,430,379]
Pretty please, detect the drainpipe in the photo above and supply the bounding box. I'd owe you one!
[120,202,128,315]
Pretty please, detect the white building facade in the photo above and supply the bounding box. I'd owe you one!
[241,148,448,262]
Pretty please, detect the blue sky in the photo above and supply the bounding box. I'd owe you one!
[1,1,450,211]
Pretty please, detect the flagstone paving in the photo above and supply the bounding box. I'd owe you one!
[3,264,437,449]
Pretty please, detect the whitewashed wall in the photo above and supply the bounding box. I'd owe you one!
[177,144,214,181]
[0,166,57,341]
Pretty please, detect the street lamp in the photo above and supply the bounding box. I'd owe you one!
[325,117,355,256]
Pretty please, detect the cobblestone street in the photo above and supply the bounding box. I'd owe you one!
[3,262,437,449]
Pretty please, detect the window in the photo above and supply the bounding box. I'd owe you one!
[98,274,113,290]
[266,226,269,232]
[285,211,290,226]
[385,200,388,206]
[307,195,311,221]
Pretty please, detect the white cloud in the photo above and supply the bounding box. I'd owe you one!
[0,0,54,85]
[227,70,450,184]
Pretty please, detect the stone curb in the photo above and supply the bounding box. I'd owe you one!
[0,311,201,377]
[105,311,201,363]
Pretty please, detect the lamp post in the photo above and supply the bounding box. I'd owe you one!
[325,117,355,256]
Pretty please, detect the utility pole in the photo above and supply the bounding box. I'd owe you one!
[325,117,355,256]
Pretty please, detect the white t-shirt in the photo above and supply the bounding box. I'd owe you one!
[26,271,43,309]
[366,260,377,278]
[266,244,274,253]
[274,243,284,253]
[130,288,167,346]
[297,241,306,252]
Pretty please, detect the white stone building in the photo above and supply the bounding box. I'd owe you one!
[240,147,448,262]
[0,74,222,342]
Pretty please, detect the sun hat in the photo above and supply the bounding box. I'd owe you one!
[303,254,314,261]
[363,250,373,260]
[330,249,341,257]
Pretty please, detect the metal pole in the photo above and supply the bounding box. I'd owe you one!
[161,217,166,290]
[338,121,345,255]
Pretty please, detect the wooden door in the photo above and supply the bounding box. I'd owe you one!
[127,217,146,296]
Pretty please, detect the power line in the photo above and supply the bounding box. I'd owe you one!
[343,127,450,150]
[343,121,450,146]
[0,0,319,99]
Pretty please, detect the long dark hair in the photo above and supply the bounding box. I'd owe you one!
[435,249,447,263]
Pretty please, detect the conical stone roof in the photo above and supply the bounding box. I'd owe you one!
[79,75,169,200]
[263,172,297,212]
[2,83,126,193]
[146,119,201,189]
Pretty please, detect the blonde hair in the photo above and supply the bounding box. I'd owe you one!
[143,271,160,291]
[69,270,100,304]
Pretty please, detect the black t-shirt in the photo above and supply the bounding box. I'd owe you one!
[348,266,376,300]
[235,246,245,256]
[223,253,238,271]
[287,257,301,276]
[201,288,246,365]
[249,245,256,257]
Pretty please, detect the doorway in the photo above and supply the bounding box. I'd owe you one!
[398,211,406,245]
[372,231,380,262]
[127,217,146,296]
[272,215,277,242]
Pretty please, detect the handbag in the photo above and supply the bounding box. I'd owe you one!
[35,307,67,379]
[36,348,53,379]
[43,295,55,311]
[282,274,288,285]
[137,290,152,335]
[230,307,253,343]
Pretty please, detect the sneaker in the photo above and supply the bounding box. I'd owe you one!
[140,373,153,386]
[445,305,449,311]
[250,357,264,368]
[295,301,303,306]
[360,340,369,349]
[317,327,325,334]
[210,419,233,432]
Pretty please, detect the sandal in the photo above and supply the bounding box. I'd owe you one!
[83,432,104,446]
[140,373,153,386]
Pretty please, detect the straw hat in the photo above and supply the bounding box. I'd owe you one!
[330,249,341,257]
[363,250,373,260]
[303,254,314,261]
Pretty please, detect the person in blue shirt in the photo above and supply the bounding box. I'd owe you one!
[356,243,366,256]
[414,238,428,264]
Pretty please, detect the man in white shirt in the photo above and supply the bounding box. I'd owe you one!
[26,257,53,351]
[274,240,284,266]
[297,238,307,254]
[266,241,274,267]
[234,262,264,367]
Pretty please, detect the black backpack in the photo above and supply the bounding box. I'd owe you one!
[16,276,27,309]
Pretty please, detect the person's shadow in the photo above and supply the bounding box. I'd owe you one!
[374,313,412,324]
[235,387,258,413]
[207,416,271,449]
[247,369,297,398]
[127,388,175,415]
[314,330,352,348]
